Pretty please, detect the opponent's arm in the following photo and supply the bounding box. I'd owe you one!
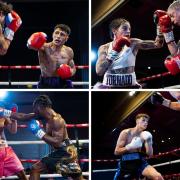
[6,119,17,134]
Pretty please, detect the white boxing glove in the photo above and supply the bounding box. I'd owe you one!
[125,137,143,151]
[140,131,153,144]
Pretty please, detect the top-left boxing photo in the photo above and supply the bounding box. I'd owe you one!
[0,0,89,89]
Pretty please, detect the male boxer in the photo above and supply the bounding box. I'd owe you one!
[95,18,163,88]
[0,102,27,179]
[27,24,76,88]
[0,95,83,180]
[154,1,180,75]
[0,1,22,55]
[151,91,180,111]
[114,113,163,180]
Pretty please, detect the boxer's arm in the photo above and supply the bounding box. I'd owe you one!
[167,41,179,56]
[134,38,163,50]
[114,130,129,155]
[10,112,36,121]
[168,102,180,111]
[68,48,76,76]
[96,45,111,76]
[0,24,11,55]
[144,140,153,156]
[6,119,17,134]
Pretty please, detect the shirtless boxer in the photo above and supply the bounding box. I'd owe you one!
[114,113,163,180]
[0,102,27,179]
[0,95,83,180]
[27,24,76,88]
[0,1,22,55]
[151,91,180,111]
[154,1,180,75]
[95,18,163,88]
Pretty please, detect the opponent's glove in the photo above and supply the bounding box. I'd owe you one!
[28,119,46,139]
[140,131,153,145]
[125,137,142,151]
[27,32,47,50]
[6,102,18,112]
[164,54,180,75]
[4,10,22,41]
[57,64,72,79]
[0,107,12,118]
[151,92,171,107]
[106,36,130,62]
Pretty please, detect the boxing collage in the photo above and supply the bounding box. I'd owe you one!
[0,0,179,180]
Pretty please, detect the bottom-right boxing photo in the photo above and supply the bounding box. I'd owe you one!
[92,91,180,180]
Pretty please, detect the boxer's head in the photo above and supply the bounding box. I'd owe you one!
[0,2,12,24]
[109,18,131,40]
[52,24,71,46]
[135,113,150,130]
[167,0,180,26]
[33,95,52,117]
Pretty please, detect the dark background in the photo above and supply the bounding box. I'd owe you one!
[0,0,89,88]
[3,91,89,174]
[92,0,180,88]
[92,91,180,178]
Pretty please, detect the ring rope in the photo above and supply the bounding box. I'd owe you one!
[0,65,89,69]
[7,140,89,145]
[0,82,89,86]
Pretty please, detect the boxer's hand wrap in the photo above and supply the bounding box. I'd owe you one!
[106,36,130,61]
[27,32,47,50]
[4,10,22,41]
[28,119,46,139]
[125,137,142,151]
[57,64,72,79]
[151,92,171,107]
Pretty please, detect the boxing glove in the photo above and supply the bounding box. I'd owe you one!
[57,64,72,79]
[140,131,153,145]
[4,10,22,41]
[125,137,142,151]
[27,32,47,50]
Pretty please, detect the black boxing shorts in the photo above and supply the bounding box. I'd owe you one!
[114,152,149,180]
[41,139,82,179]
[37,76,73,89]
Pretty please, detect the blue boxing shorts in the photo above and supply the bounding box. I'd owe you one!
[37,76,73,89]
[114,152,149,180]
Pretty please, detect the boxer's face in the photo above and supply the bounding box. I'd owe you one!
[167,8,180,26]
[52,28,69,46]
[136,117,149,130]
[114,22,131,39]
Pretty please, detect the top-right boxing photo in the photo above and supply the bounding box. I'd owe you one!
[91,0,180,89]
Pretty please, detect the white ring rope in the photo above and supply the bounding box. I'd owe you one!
[7,140,89,145]
[0,82,89,86]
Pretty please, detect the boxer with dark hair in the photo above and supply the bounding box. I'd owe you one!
[95,18,163,89]
[0,102,27,179]
[154,1,180,75]
[27,24,76,89]
[0,95,83,180]
[114,113,163,180]
[0,1,22,55]
[151,91,180,111]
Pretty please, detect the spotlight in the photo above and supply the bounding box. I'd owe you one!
[91,50,97,62]
[0,91,7,99]
[129,91,136,96]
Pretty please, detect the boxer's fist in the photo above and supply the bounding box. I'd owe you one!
[4,11,22,41]
[151,92,171,107]
[140,131,153,144]
[106,36,130,61]
[27,32,47,50]
[159,15,173,33]
[6,103,18,112]
[0,107,12,118]
[57,64,72,79]
[125,137,142,151]
[28,119,45,139]
[153,10,167,25]
[164,54,180,75]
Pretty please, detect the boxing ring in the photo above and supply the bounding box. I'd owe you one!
[92,148,180,179]
[0,65,89,88]
[2,123,89,179]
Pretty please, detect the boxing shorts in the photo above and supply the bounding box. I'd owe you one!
[41,139,82,178]
[0,146,24,177]
[114,152,149,180]
[37,76,73,89]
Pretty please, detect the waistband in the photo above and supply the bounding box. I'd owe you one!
[121,152,142,161]
[107,66,135,74]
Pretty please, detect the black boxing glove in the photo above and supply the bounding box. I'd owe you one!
[151,92,171,107]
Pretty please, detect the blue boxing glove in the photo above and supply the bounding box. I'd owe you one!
[28,119,46,139]
[0,101,12,118]
[6,102,18,112]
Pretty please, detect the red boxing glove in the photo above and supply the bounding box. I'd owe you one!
[164,54,180,75]
[27,32,47,50]
[153,10,167,24]
[57,64,72,79]
[106,36,130,61]
[159,15,173,33]
[4,11,22,41]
